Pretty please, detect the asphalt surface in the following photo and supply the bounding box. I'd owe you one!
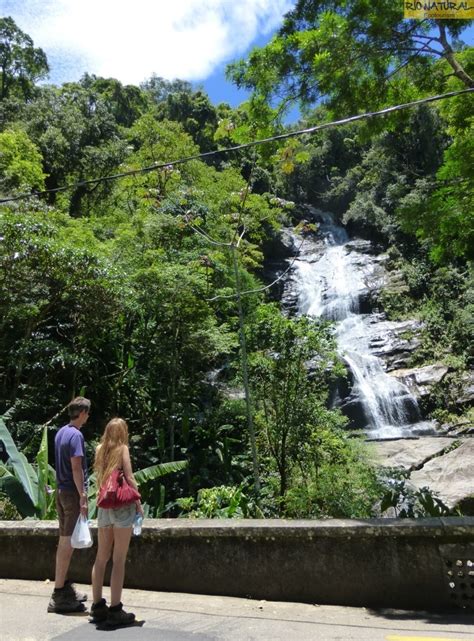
[0,579,473,641]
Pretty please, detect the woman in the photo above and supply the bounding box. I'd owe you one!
[90,418,143,626]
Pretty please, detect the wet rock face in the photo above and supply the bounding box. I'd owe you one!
[457,371,474,406]
[263,228,298,261]
[331,377,369,430]
[345,238,386,257]
[261,229,300,303]
[389,364,449,399]
[364,317,424,371]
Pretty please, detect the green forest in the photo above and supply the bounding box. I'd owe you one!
[0,2,472,521]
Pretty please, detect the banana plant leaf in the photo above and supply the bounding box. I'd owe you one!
[36,426,49,518]
[87,472,97,519]
[0,417,38,508]
[0,464,36,517]
[134,460,188,485]
[43,462,57,519]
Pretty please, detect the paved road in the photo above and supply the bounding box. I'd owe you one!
[0,580,473,641]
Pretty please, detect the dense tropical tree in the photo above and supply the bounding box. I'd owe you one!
[80,74,149,128]
[397,72,474,261]
[0,17,49,101]
[141,75,193,104]
[0,128,45,193]
[0,208,125,429]
[154,89,219,153]
[228,1,473,117]
[248,304,343,496]
[24,83,128,214]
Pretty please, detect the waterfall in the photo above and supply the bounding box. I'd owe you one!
[293,212,431,438]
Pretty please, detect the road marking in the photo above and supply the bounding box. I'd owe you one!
[386,637,474,641]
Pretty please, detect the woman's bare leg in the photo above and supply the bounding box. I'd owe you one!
[110,526,132,606]
[91,527,114,603]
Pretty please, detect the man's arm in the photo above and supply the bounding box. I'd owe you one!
[71,456,87,517]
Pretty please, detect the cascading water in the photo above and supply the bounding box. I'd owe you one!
[294,212,431,438]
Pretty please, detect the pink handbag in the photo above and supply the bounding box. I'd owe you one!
[97,469,140,508]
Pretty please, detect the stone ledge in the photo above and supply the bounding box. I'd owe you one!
[1,518,473,609]
[2,516,474,538]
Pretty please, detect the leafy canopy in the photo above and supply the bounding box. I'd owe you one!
[0,128,45,193]
[0,17,49,101]
[228,0,473,117]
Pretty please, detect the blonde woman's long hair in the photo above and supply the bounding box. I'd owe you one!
[94,418,129,487]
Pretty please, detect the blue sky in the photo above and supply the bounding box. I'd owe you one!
[0,0,295,107]
[1,1,472,116]
[199,31,276,108]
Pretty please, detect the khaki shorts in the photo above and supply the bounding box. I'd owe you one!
[97,504,136,528]
[56,489,80,536]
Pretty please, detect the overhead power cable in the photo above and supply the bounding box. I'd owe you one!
[0,87,472,206]
[206,236,306,302]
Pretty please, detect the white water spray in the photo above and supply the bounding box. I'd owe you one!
[294,213,427,438]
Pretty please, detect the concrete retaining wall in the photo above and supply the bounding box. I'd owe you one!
[1,517,473,609]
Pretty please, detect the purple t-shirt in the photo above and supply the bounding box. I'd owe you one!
[54,424,88,491]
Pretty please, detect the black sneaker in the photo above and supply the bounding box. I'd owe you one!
[47,588,86,613]
[89,598,109,623]
[105,603,135,627]
[63,580,87,602]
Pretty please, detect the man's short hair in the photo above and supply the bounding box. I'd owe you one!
[67,396,91,419]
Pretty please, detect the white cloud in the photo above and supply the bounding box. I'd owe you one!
[1,0,294,84]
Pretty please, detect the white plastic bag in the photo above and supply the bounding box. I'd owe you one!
[71,514,93,548]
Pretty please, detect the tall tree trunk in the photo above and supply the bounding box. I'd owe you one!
[437,23,474,88]
[168,324,179,462]
[279,432,287,499]
[232,246,260,493]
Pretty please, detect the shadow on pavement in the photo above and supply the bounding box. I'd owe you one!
[367,606,474,626]
[49,610,89,618]
[50,624,217,640]
[95,619,145,631]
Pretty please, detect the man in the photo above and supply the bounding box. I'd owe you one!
[48,396,90,613]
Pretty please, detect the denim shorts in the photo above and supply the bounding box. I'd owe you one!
[97,504,136,528]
